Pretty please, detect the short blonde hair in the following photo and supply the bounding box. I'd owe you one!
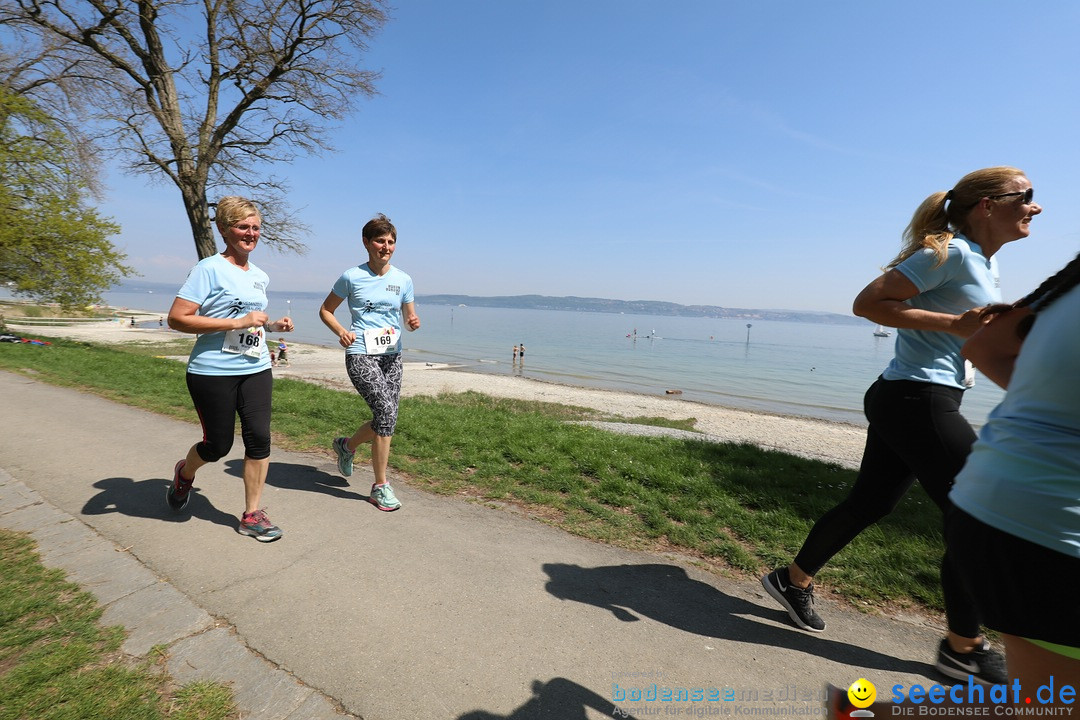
[214,196,261,235]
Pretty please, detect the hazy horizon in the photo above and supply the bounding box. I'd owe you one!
[85,2,1080,316]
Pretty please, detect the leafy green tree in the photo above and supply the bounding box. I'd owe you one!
[0,86,131,308]
[1,0,388,260]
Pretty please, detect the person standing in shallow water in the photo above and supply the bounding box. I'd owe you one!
[166,196,294,542]
[760,167,1041,686]
[320,214,420,512]
[276,338,289,366]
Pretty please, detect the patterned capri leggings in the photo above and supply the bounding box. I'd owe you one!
[345,352,403,437]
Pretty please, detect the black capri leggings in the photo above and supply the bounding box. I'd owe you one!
[185,370,273,462]
[793,376,981,637]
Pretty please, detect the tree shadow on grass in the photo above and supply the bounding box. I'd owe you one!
[543,562,937,679]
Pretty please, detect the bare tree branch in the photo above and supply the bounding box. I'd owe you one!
[1,0,387,258]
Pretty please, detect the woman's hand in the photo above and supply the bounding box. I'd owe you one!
[949,307,991,339]
[403,302,420,332]
[337,330,357,349]
[240,310,269,329]
[267,317,294,333]
[961,306,1032,389]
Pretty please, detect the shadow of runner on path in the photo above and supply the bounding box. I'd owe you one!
[223,458,365,501]
[543,562,938,679]
[82,476,237,530]
[457,678,617,719]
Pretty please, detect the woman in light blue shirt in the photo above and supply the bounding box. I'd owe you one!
[950,253,1080,691]
[761,167,1041,686]
[319,214,420,512]
[166,197,294,541]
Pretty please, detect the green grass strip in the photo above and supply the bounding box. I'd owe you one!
[0,529,235,720]
[0,337,945,615]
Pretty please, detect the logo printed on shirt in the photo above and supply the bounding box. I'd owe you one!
[359,300,397,314]
[225,297,263,317]
[386,284,401,295]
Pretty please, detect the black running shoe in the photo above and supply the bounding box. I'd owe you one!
[761,567,826,632]
[936,638,1007,686]
[167,459,193,511]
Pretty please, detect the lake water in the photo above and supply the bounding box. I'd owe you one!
[101,284,1006,428]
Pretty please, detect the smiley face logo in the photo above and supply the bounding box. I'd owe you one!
[847,678,876,709]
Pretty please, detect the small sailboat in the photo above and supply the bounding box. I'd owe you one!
[873,324,892,337]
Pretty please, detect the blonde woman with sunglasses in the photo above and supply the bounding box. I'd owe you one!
[762,167,1040,685]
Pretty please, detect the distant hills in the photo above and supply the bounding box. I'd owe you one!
[416,294,863,325]
[108,282,862,325]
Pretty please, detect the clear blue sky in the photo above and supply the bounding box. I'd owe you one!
[101,1,1080,316]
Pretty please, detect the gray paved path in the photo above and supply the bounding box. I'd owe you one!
[0,371,948,719]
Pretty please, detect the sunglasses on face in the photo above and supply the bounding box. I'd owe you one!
[987,187,1034,204]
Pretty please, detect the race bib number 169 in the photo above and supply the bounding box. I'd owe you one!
[363,327,399,355]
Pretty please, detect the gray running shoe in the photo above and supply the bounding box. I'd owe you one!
[761,567,825,632]
[935,638,1006,686]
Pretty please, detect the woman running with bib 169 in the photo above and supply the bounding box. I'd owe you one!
[319,214,420,511]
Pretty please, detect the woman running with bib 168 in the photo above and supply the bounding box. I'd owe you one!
[319,214,420,511]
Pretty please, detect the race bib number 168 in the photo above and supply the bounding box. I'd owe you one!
[222,326,265,358]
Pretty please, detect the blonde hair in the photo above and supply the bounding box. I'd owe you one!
[887,166,1025,269]
[214,196,261,235]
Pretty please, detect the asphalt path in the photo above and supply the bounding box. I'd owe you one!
[0,370,949,719]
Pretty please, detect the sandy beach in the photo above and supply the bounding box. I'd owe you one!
[7,316,867,468]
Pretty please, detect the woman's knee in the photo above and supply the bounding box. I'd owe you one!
[241,429,271,460]
[371,416,397,436]
[196,437,232,463]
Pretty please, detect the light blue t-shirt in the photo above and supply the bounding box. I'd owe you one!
[331,264,415,355]
[950,284,1080,559]
[177,254,272,376]
[882,235,1001,389]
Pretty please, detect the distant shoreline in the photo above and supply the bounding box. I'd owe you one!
[104,281,864,325]
[4,307,868,470]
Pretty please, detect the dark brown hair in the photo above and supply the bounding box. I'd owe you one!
[362,213,396,242]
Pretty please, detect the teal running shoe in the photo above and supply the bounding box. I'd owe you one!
[333,436,354,477]
[368,483,401,512]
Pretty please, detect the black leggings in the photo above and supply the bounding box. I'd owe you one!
[186,370,273,462]
[793,377,981,637]
[947,507,1080,646]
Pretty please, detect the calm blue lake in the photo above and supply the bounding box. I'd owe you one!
[102,283,1006,428]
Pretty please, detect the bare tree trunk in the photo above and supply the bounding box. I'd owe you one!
[180,183,216,259]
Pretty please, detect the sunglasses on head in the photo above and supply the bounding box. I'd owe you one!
[987,187,1034,204]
